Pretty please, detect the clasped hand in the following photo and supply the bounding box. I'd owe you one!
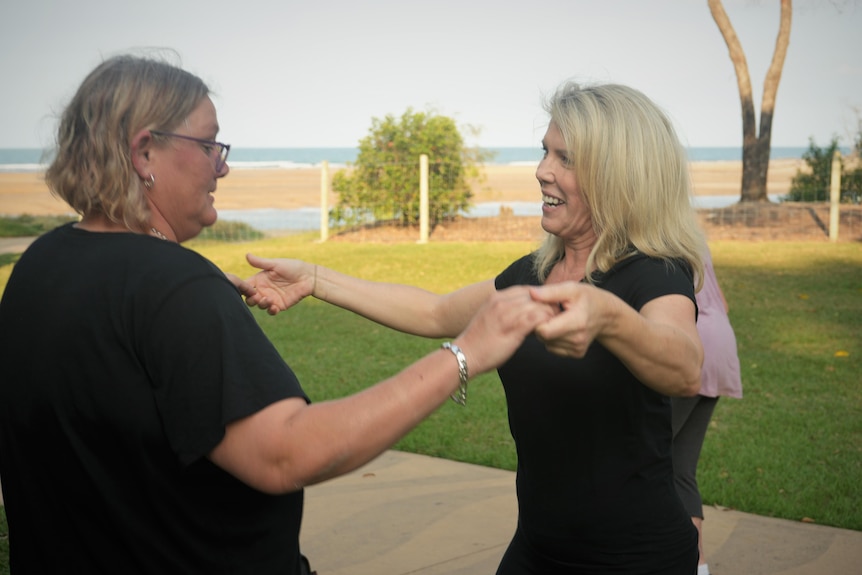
[529,281,610,358]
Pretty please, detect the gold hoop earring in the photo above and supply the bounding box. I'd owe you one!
[143,174,155,190]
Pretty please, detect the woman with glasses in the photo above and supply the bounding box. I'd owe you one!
[244,81,707,574]
[0,53,554,574]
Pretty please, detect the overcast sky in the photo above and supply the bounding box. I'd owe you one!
[1,0,859,150]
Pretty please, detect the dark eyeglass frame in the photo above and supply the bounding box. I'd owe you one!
[150,130,231,172]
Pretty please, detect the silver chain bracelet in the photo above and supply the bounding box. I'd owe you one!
[441,342,468,406]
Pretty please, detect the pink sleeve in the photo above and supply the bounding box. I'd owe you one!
[695,251,742,398]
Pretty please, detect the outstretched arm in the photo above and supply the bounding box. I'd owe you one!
[243,253,495,339]
[529,282,703,397]
[209,285,556,494]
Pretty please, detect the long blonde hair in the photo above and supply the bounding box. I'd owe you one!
[45,53,210,232]
[533,81,705,289]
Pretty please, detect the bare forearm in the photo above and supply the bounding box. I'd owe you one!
[275,348,464,489]
[210,348,463,494]
[314,267,492,338]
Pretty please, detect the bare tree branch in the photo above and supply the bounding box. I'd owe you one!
[709,0,793,202]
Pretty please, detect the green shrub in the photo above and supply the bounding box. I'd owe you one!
[331,109,490,227]
[787,137,862,203]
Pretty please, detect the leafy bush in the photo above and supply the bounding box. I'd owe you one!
[331,109,490,227]
[786,138,841,202]
[845,127,862,203]
[787,137,862,203]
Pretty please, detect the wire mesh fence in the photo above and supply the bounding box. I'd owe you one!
[203,200,862,244]
[696,202,862,242]
[199,158,862,244]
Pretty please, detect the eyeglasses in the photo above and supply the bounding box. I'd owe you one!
[150,130,231,172]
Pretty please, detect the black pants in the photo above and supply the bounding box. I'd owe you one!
[671,395,719,518]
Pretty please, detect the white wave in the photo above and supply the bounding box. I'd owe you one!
[0,164,45,173]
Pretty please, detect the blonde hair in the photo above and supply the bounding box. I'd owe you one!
[533,81,705,289]
[45,53,209,231]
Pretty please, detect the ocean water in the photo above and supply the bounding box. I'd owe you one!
[0,146,818,172]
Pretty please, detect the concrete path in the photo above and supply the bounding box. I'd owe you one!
[1,450,858,573]
[0,237,35,255]
[300,450,862,575]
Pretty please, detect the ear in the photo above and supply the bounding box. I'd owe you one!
[130,128,155,180]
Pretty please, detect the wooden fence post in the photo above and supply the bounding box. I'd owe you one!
[419,154,429,243]
[320,161,329,242]
[829,150,841,242]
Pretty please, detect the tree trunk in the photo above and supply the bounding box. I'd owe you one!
[708,0,792,202]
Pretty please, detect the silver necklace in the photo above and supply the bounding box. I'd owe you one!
[150,227,168,240]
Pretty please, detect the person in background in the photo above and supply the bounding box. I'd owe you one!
[0,53,554,574]
[672,246,743,575]
[243,81,708,574]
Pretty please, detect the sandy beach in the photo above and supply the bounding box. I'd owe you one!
[0,160,803,216]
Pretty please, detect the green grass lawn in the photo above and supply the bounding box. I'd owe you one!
[1,236,860,571]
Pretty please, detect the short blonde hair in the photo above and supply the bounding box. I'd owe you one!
[534,81,704,289]
[45,53,210,231]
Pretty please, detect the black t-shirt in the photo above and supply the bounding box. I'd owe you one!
[0,223,309,573]
[495,253,697,569]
